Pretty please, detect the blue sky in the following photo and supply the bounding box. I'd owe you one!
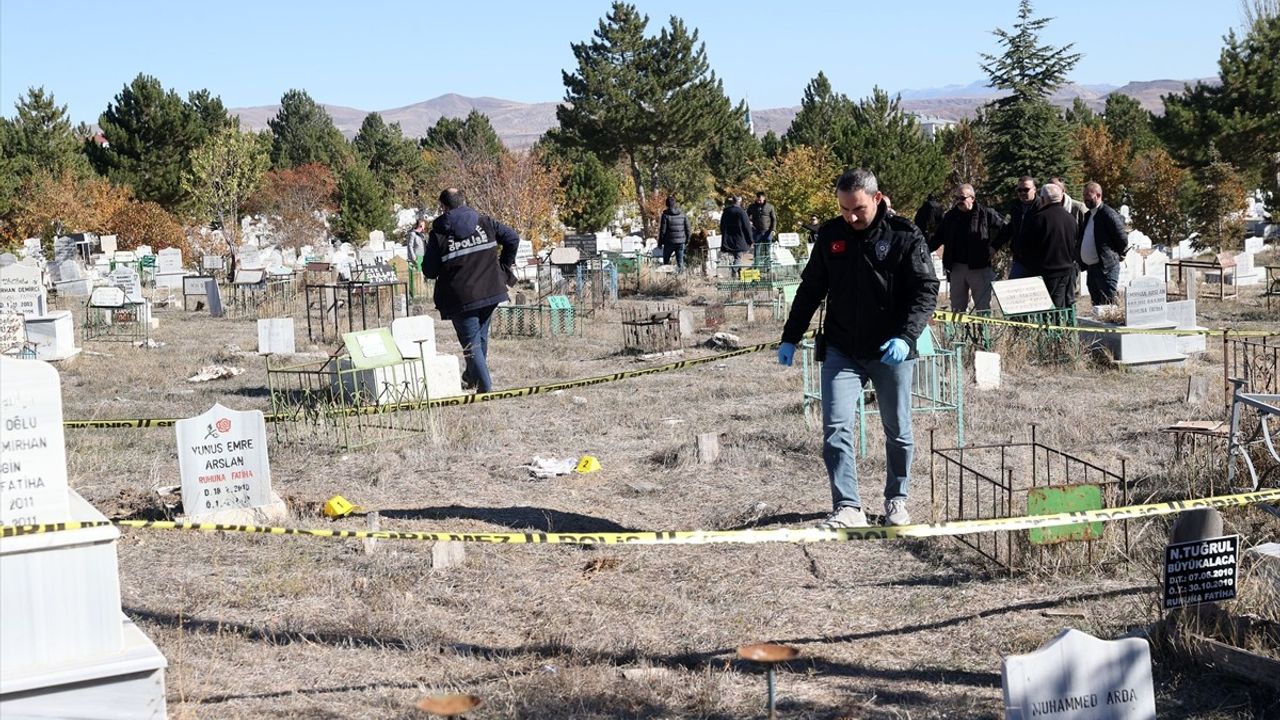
[1,0,1242,124]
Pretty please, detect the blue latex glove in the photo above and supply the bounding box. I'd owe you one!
[879,338,909,364]
[777,341,796,366]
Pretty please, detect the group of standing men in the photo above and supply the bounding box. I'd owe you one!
[919,177,1128,312]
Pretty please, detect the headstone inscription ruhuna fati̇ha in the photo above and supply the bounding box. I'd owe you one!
[0,357,71,525]
[175,403,272,516]
[1002,628,1155,720]
[1124,276,1168,326]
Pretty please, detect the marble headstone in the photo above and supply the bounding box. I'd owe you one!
[0,357,71,524]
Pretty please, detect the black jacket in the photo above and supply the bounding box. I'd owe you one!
[913,198,945,239]
[658,207,691,246]
[720,204,753,253]
[782,202,940,360]
[747,201,777,235]
[1077,203,1127,269]
[423,206,520,319]
[1024,203,1079,274]
[995,201,1037,264]
[930,204,1005,271]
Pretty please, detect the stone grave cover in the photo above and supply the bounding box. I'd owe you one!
[175,403,273,516]
[0,357,71,524]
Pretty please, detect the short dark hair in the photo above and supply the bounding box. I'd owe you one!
[665,196,676,209]
[1018,176,1035,185]
[755,191,766,198]
[439,188,466,209]
[836,168,878,195]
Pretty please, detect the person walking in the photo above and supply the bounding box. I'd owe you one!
[776,169,940,529]
[658,196,691,270]
[719,195,754,268]
[422,187,520,393]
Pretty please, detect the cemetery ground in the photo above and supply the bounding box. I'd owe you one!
[52,271,1278,719]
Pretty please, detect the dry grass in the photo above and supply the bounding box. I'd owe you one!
[52,274,1279,719]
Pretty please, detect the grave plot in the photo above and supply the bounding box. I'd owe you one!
[304,276,409,342]
[491,295,576,339]
[799,324,965,452]
[940,277,1079,365]
[713,249,801,322]
[535,256,616,317]
[225,269,301,320]
[620,304,683,355]
[267,321,459,449]
[928,425,1133,573]
[82,286,148,345]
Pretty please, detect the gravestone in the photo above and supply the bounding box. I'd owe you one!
[98,235,117,254]
[367,230,386,251]
[391,315,436,358]
[1002,628,1155,719]
[0,312,26,354]
[0,357,71,525]
[1165,299,1206,354]
[1124,277,1167,326]
[0,263,47,316]
[0,253,16,267]
[155,248,182,274]
[107,266,143,304]
[55,261,91,297]
[777,232,801,248]
[182,276,215,310]
[53,236,77,265]
[1234,251,1260,286]
[1142,249,1167,281]
[89,286,126,308]
[992,277,1054,315]
[1185,375,1209,405]
[201,255,225,271]
[705,234,722,250]
[974,351,1001,390]
[549,247,581,266]
[205,278,224,317]
[1164,534,1239,609]
[256,318,296,355]
[175,403,276,520]
[1244,236,1265,254]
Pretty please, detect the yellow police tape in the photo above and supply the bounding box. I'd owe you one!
[3,488,1276,544]
[61,339,778,429]
[933,310,1276,337]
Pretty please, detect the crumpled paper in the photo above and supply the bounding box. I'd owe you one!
[520,456,580,479]
[187,365,245,382]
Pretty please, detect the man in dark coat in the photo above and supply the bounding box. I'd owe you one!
[747,191,777,244]
[658,196,691,270]
[929,183,1005,312]
[995,176,1038,279]
[1024,183,1080,309]
[422,187,520,393]
[719,195,753,267]
[1078,181,1128,305]
[776,169,940,530]
[913,193,945,240]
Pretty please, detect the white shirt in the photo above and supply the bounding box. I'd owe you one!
[1080,212,1099,265]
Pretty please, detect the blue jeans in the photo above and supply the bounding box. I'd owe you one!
[820,345,916,510]
[662,243,686,269]
[1085,263,1119,305]
[1008,259,1030,280]
[451,305,497,393]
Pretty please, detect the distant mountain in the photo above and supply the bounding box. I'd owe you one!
[229,78,1215,149]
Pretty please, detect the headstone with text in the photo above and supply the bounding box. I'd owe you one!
[0,263,47,316]
[1124,276,1167,326]
[175,403,274,518]
[0,357,71,525]
[107,266,143,303]
[1002,628,1155,720]
[992,277,1054,315]
[1164,534,1239,609]
[0,312,26,354]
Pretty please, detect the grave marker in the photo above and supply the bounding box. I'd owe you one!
[777,232,801,248]
[0,357,71,525]
[202,255,225,271]
[1002,628,1155,720]
[1124,276,1167,326]
[256,318,296,355]
[155,248,183,274]
[992,277,1054,315]
[98,235,118,254]
[0,263,47,316]
[107,266,143,303]
[89,286,126,308]
[974,351,1001,390]
[1164,534,1239,609]
[0,312,26,353]
[391,315,436,358]
[175,403,273,516]
[205,278,224,317]
[358,261,398,285]
[343,328,403,369]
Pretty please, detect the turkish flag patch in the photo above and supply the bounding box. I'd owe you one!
[830,240,847,254]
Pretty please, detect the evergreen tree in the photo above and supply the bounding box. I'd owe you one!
[333,163,393,242]
[937,118,988,196]
[705,104,763,194]
[1189,147,1249,250]
[268,89,351,172]
[760,130,783,159]
[85,74,206,209]
[838,88,947,214]
[9,87,91,177]
[560,150,620,232]
[783,72,854,150]
[187,89,231,139]
[1102,93,1157,156]
[353,112,427,204]
[1063,97,1100,129]
[183,123,270,246]
[976,0,1081,199]
[421,110,504,161]
[557,2,741,235]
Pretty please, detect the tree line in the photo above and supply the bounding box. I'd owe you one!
[0,0,1275,257]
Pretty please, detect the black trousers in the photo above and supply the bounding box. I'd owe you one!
[1042,270,1078,309]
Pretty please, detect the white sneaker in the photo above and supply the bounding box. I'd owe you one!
[816,506,868,529]
[883,498,911,526]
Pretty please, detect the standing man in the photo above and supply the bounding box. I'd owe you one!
[747,191,778,267]
[930,183,1005,312]
[1024,183,1080,309]
[1078,181,1128,305]
[777,169,940,528]
[719,195,754,268]
[658,196,691,270]
[1049,177,1088,231]
[996,176,1038,279]
[406,216,428,267]
[422,188,520,393]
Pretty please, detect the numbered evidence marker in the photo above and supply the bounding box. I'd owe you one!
[175,403,278,521]
[0,357,71,525]
[1002,628,1155,720]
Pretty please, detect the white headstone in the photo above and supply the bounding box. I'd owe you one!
[777,232,801,248]
[98,235,118,254]
[391,315,437,358]
[992,277,1054,315]
[89,286,126,308]
[1002,628,1155,720]
[1142,250,1167,281]
[1127,230,1152,249]
[175,404,273,516]
[201,255,225,270]
[256,318,296,355]
[706,234,722,250]
[1244,236,1265,254]
[107,266,142,303]
[367,230,386,250]
[0,263,47,316]
[0,253,17,267]
[0,357,71,524]
[0,312,25,353]
[974,351,1001,390]
[1124,276,1168,326]
[156,248,183,274]
[549,247,581,266]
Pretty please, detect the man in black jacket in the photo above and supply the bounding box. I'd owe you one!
[1078,181,1128,305]
[422,188,520,393]
[658,196,691,270]
[1024,183,1080,309]
[719,195,753,268]
[996,176,1038,278]
[776,169,940,529]
[930,183,1005,312]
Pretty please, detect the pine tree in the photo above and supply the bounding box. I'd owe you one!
[557,2,740,235]
[183,123,270,246]
[560,151,620,232]
[937,118,989,195]
[353,112,427,204]
[422,110,504,161]
[1063,98,1100,129]
[268,89,352,172]
[705,104,762,194]
[838,88,948,214]
[333,163,392,242]
[977,0,1081,199]
[760,130,783,159]
[86,74,207,209]
[783,72,854,150]
[1102,93,1157,157]
[9,87,91,177]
